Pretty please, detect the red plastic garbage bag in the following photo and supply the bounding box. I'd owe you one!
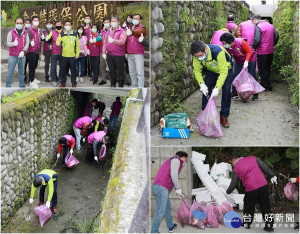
[284,182,299,201]
[197,96,223,138]
[34,204,52,227]
[65,152,79,168]
[175,197,192,227]
[98,144,107,163]
[232,68,265,102]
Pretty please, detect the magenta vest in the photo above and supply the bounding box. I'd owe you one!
[153,156,184,191]
[51,30,62,55]
[211,30,229,48]
[73,116,92,128]
[256,21,274,55]
[62,134,75,147]
[234,156,268,192]
[89,32,101,56]
[106,26,125,56]
[27,26,41,52]
[43,30,51,52]
[226,21,237,31]
[9,28,27,56]
[241,20,255,46]
[226,38,256,64]
[111,101,122,116]
[126,24,145,55]
[82,24,91,39]
[100,28,109,52]
[87,131,106,144]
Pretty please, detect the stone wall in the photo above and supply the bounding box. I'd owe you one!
[151,1,251,126]
[1,89,91,226]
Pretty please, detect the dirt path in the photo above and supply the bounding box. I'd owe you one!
[151,82,299,146]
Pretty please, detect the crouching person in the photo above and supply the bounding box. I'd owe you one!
[57,135,75,166]
[73,116,94,152]
[86,131,109,164]
[29,169,58,214]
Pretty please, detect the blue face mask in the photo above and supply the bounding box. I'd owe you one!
[25,24,31,28]
[132,19,139,25]
[64,25,71,31]
[198,53,207,61]
[16,24,23,30]
[111,22,118,28]
[46,24,52,29]
[224,44,231,49]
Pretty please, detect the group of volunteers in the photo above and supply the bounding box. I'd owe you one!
[191,14,279,128]
[6,13,147,88]
[29,97,123,215]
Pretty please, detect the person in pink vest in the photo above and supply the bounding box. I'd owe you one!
[73,116,95,152]
[45,19,63,87]
[220,33,259,100]
[126,14,146,87]
[98,17,111,86]
[76,26,88,83]
[225,155,277,232]
[24,18,32,85]
[41,20,53,83]
[102,15,127,87]
[210,28,230,48]
[27,15,42,88]
[121,14,133,29]
[235,18,255,46]
[82,15,93,79]
[252,15,279,91]
[108,97,122,132]
[6,17,29,88]
[86,131,110,164]
[226,14,237,33]
[151,151,188,233]
[57,135,75,166]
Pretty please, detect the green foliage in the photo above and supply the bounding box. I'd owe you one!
[1,89,39,103]
[66,96,76,133]
[9,3,19,21]
[72,217,100,233]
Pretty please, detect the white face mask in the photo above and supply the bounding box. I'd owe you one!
[104,23,110,29]
[111,22,118,28]
[78,30,83,34]
[132,19,139,25]
[84,19,90,24]
[32,21,39,27]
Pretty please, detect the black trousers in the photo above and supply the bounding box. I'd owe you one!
[60,57,76,85]
[24,53,29,82]
[27,52,39,82]
[44,50,51,78]
[85,55,93,76]
[62,145,69,165]
[257,53,273,90]
[90,56,100,82]
[243,185,273,227]
[86,143,93,163]
[107,54,125,86]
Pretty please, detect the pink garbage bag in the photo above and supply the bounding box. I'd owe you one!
[98,144,107,163]
[221,201,233,214]
[197,96,223,138]
[284,182,299,201]
[232,68,265,102]
[34,204,52,227]
[175,197,192,227]
[206,204,219,228]
[65,152,79,168]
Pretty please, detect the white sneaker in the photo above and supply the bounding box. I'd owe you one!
[51,82,57,87]
[33,78,41,84]
[80,77,83,83]
[30,81,39,88]
[76,77,79,82]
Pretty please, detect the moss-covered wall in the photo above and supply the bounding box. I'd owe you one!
[272,1,299,106]
[151,1,251,125]
[0,89,89,227]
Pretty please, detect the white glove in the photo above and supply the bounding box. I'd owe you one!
[57,153,60,159]
[46,201,50,208]
[85,41,88,45]
[18,51,25,58]
[200,83,208,96]
[94,156,98,161]
[125,54,128,59]
[271,176,277,185]
[138,33,144,43]
[13,39,18,46]
[40,55,45,61]
[29,198,33,204]
[126,29,132,36]
[122,22,127,28]
[82,138,86,143]
[212,88,219,97]
[70,149,73,154]
[41,34,45,40]
[102,54,107,60]
[108,36,114,43]
[87,50,90,55]
[175,189,182,196]
[30,40,35,47]
[89,38,96,43]
[45,36,49,41]
[243,60,249,69]
[290,178,297,183]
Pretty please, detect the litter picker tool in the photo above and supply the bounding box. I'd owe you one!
[24,203,32,221]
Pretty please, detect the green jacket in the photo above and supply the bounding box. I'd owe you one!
[30,169,57,202]
[193,44,232,90]
[56,30,79,57]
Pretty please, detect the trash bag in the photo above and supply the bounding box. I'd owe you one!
[98,144,106,163]
[206,204,219,228]
[164,113,187,129]
[65,152,79,168]
[221,201,233,214]
[284,182,299,201]
[34,204,52,227]
[197,96,223,138]
[175,197,192,227]
[213,205,224,225]
[232,68,265,102]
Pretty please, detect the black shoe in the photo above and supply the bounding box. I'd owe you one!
[263,226,274,232]
[98,80,107,85]
[93,80,98,85]
[88,73,93,78]
[111,84,116,87]
[119,80,124,87]
[252,93,258,101]
[231,93,239,99]
[260,83,273,91]
[45,76,50,82]
[169,223,177,233]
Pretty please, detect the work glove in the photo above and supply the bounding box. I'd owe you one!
[139,33,144,43]
[41,34,45,40]
[90,38,96,44]
[45,36,49,41]
[29,198,33,205]
[18,51,25,58]
[290,178,297,183]
[102,54,107,60]
[126,29,132,36]
[175,189,182,196]
[13,39,18,46]
[56,153,60,159]
[212,88,219,97]
[46,201,50,208]
[243,60,249,69]
[85,40,88,45]
[70,149,73,155]
[94,156,98,161]
[200,83,208,96]
[271,176,277,185]
[122,22,127,28]
[82,138,86,143]
[30,40,35,47]
[108,36,114,43]
[87,50,90,56]
[40,55,45,61]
